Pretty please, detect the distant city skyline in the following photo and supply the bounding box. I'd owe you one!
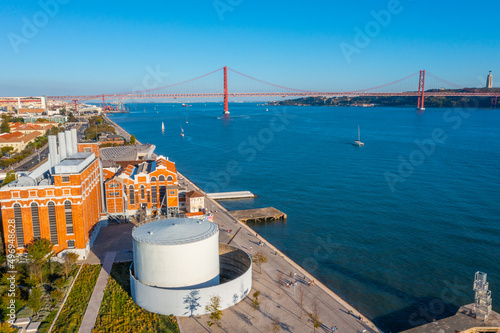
[1,0,499,96]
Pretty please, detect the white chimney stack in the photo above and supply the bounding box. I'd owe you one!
[58,132,67,161]
[48,135,58,167]
[65,130,73,157]
[71,128,78,154]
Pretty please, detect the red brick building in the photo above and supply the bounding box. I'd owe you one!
[0,131,104,259]
[104,155,179,218]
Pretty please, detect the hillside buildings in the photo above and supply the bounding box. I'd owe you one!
[0,131,43,152]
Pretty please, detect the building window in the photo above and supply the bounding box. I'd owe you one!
[13,203,24,248]
[169,190,176,195]
[159,186,166,206]
[67,240,75,248]
[62,176,70,183]
[159,175,165,182]
[167,175,173,181]
[48,202,58,245]
[141,185,145,200]
[64,200,73,234]
[31,202,41,240]
[108,192,120,197]
[129,185,135,205]
[150,176,156,182]
[84,147,91,152]
[108,183,120,188]
[151,185,157,204]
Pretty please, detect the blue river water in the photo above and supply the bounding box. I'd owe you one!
[111,103,500,332]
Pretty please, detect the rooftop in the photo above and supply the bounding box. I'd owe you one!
[54,152,95,174]
[132,218,218,245]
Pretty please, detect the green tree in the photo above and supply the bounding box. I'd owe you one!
[27,287,42,316]
[0,321,17,333]
[62,252,79,279]
[1,121,10,133]
[26,238,53,284]
[308,298,322,333]
[271,318,281,333]
[130,135,136,145]
[68,112,76,123]
[2,171,16,186]
[205,296,223,333]
[253,251,268,274]
[251,290,260,311]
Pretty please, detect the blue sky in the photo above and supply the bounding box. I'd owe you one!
[1,0,499,96]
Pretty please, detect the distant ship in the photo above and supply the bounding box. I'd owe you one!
[182,103,188,107]
[161,122,165,133]
[180,126,184,137]
[354,126,364,147]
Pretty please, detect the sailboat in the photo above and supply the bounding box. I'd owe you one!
[143,108,146,113]
[354,126,364,147]
[186,117,188,124]
[161,122,165,133]
[180,126,184,137]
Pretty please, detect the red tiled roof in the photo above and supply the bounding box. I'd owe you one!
[185,190,204,199]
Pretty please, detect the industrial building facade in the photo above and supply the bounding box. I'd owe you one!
[0,131,103,258]
[104,156,179,218]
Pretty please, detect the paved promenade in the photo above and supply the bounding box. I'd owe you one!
[178,172,381,333]
[79,251,116,333]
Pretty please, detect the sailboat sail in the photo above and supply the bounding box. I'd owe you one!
[161,122,165,131]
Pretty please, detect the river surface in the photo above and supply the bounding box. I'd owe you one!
[111,103,500,332]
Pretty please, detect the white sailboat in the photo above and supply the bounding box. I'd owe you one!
[186,117,188,124]
[161,122,165,133]
[354,126,364,147]
[180,125,184,137]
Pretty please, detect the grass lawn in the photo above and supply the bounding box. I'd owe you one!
[51,264,101,333]
[93,262,178,333]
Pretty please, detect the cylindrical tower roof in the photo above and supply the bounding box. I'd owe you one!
[133,218,220,288]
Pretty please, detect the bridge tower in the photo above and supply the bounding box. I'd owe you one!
[417,70,426,111]
[491,94,498,108]
[102,94,106,113]
[72,99,78,115]
[223,66,229,115]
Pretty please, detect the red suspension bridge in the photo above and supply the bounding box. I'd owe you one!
[2,67,499,113]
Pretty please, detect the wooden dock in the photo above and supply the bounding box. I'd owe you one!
[207,191,256,200]
[229,207,287,223]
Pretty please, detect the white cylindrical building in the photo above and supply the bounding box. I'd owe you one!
[132,218,219,288]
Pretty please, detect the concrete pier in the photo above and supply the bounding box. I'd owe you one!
[207,191,256,200]
[230,207,287,223]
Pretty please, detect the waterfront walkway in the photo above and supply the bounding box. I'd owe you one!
[178,172,380,333]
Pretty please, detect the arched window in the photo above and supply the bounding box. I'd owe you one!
[159,175,165,182]
[150,176,156,182]
[151,185,157,204]
[48,202,58,244]
[129,185,135,205]
[31,202,41,240]
[140,185,145,200]
[64,200,73,234]
[13,203,24,248]
[167,175,173,182]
